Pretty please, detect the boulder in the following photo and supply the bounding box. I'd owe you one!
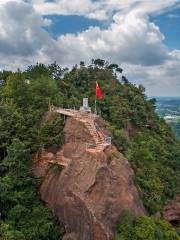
[163,194,180,227]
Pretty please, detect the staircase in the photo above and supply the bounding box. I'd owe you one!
[51,106,111,153]
[77,116,109,152]
[48,151,70,167]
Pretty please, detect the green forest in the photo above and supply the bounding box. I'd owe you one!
[0,60,179,239]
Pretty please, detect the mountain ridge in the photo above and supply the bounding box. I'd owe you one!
[0,60,179,239]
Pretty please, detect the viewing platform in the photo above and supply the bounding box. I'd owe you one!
[49,98,111,152]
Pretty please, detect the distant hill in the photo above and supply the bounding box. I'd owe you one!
[155,97,180,139]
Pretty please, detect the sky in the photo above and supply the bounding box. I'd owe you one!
[0,0,180,96]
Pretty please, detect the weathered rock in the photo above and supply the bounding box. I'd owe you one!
[163,194,180,227]
[33,117,145,240]
[62,232,79,240]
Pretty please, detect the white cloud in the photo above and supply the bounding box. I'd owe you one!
[0,0,179,96]
[52,10,169,66]
[167,13,179,18]
[0,1,55,68]
[32,0,108,20]
[124,57,180,97]
[31,0,179,20]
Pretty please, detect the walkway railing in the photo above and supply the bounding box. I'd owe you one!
[49,105,111,151]
[94,123,111,145]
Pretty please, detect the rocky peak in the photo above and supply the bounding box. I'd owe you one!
[33,113,145,240]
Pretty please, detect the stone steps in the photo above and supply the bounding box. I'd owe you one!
[84,122,105,148]
[48,151,71,167]
[52,107,111,152]
[48,160,68,167]
[82,118,108,152]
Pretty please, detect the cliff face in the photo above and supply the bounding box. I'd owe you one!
[33,116,145,240]
[163,194,180,227]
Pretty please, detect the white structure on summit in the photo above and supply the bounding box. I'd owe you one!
[49,98,111,152]
[80,98,91,112]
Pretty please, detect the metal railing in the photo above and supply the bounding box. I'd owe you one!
[49,105,112,148]
[94,123,111,145]
[105,136,111,145]
[86,142,96,150]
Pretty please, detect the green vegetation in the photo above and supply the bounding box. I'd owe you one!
[0,66,64,239]
[107,151,122,164]
[38,113,64,150]
[115,211,179,240]
[169,119,180,139]
[49,162,64,173]
[0,60,179,239]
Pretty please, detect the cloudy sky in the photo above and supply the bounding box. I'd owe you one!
[0,0,180,96]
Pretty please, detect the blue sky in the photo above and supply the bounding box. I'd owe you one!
[44,15,102,39]
[151,8,180,50]
[45,8,180,50]
[0,0,180,96]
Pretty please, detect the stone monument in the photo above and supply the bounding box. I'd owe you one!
[80,98,91,112]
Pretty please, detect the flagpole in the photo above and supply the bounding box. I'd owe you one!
[95,81,97,115]
[95,97,97,115]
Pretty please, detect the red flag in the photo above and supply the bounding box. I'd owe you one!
[96,81,103,99]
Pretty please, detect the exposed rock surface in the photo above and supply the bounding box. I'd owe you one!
[33,116,145,240]
[163,194,180,227]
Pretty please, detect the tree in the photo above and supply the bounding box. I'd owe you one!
[2,139,30,176]
[80,61,85,67]
[115,215,179,240]
[93,59,105,68]
[122,75,129,84]
[116,67,123,73]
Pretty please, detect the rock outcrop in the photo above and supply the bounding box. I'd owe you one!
[33,115,145,240]
[163,194,180,227]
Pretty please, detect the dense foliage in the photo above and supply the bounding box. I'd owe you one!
[170,120,180,139]
[0,60,179,239]
[115,212,179,240]
[0,67,64,239]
